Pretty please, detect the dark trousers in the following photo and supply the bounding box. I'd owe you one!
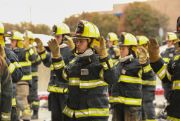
[162,81,172,102]
[142,91,156,120]
[28,77,39,111]
[112,104,142,121]
[48,92,68,121]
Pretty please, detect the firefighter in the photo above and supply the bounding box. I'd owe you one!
[110,32,149,121]
[48,20,117,121]
[0,22,23,121]
[0,55,12,121]
[148,36,180,121]
[35,23,74,121]
[160,32,177,102]
[106,32,120,59]
[9,30,36,121]
[24,30,41,119]
[136,35,156,121]
[148,18,180,121]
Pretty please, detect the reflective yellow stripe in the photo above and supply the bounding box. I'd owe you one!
[12,98,16,107]
[32,72,38,77]
[80,80,108,88]
[69,78,108,88]
[157,64,166,80]
[13,62,21,68]
[143,64,152,73]
[29,48,34,55]
[47,85,68,93]
[50,64,54,70]
[75,108,109,118]
[174,55,180,61]
[109,96,142,106]
[40,52,47,60]
[167,116,180,121]
[32,55,41,64]
[172,80,180,90]
[63,106,109,118]
[99,69,104,80]
[101,59,113,70]
[32,101,40,106]
[69,78,80,86]
[8,63,16,74]
[163,57,170,63]
[167,70,171,81]
[62,70,68,80]
[53,60,65,70]
[21,75,32,81]
[146,119,157,121]
[142,80,156,86]
[19,61,31,67]
[119,75,142,84]
[63,106,74,118]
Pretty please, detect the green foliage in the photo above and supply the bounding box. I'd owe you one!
[3,22,51,35]
[123,2,169,38]
[64,12,119,37]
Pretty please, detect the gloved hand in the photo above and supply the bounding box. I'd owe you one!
[113,47,120,58]
[34,38,45,53]
[63,35,75,50]
[148,38,160,63]
[0,45,6,58]
[94,37,108,59]
[48,39,61,58]
[137,46,149,64]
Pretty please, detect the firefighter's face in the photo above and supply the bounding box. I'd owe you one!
[11,40,17,48]
[55,35,63,44]
[167,40,174,47]
[120,46,129,58]
[75,39,88,54]
[108,41,113,47]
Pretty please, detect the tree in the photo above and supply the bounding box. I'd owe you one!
[3,22,51,35]
[122,2,169,38]
[64,12,120,37]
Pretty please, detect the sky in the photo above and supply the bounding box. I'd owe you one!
[0,0,146,26]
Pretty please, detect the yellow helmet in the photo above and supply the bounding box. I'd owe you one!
[166,32,178,41]
[75,20,100,39]
[0,22,4,34]
[52,23,70,36]
[11,31,24,41]
[136,35,149,45]
[106,32,119,42]
[24,30,34,40]
[119,32,137,46]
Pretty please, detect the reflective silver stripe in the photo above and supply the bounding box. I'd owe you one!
[80,80,108,88]
[69,78,108,88]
